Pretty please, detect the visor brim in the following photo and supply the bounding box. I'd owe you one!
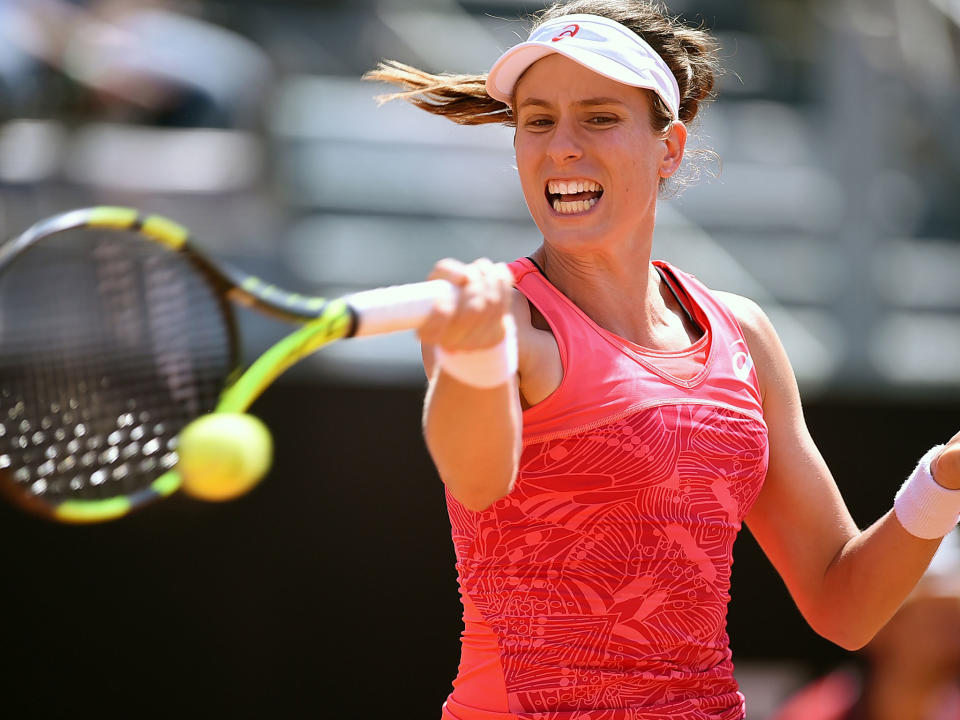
[486,41,676,118]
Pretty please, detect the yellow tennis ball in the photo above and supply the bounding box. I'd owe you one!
[177,413,273,502]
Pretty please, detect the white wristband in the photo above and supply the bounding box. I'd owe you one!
[894,445,960,539]
[434,315,518,389]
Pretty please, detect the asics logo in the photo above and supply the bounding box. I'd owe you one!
[552,24,580,41]
[731,341,754,382]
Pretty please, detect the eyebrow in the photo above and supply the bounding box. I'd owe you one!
[516,96,629,110]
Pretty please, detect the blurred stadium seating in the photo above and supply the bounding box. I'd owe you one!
[0,0,957,395]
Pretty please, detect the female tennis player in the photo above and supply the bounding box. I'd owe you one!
[370,2,960,718]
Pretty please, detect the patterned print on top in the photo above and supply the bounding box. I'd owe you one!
[443,260,769,720]
[447,401,766,719]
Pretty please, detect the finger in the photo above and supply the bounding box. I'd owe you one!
[427,258,471,286]
[932,443,960,490]
[474,260,516,321]
[419,260,463,345]
[417,294,455,347]
[463,282,512,349]
[441,262,510,350]
[424,258,515,351]
[436,264,492,349]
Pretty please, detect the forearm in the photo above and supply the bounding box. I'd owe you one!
[814,510,942,649]
[732,294,960,650]
[423,370,522,512]
[415,257,520,511]
[815,445,960,648]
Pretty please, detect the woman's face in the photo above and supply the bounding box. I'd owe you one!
[512,54,685,254]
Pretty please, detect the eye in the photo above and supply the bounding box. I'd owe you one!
[523,117,554,130]
[587,115,618,126]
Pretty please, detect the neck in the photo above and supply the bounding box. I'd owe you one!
[531,238,673,346]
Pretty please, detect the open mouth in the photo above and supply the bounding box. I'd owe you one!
[545,179,604,215]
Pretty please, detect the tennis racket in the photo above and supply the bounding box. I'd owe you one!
[0,206,454,523]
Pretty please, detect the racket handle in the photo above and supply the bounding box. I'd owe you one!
[345,279,458,337]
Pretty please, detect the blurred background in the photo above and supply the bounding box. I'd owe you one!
[0,0,958,717]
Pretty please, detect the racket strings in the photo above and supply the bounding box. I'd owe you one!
[0,229,235,508]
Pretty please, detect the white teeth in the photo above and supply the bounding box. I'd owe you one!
[551,196,599,214]
[547,179,602,195]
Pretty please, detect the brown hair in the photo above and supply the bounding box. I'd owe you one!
[366,1,719,125]
[364,1,721,184]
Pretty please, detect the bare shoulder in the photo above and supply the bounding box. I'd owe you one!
[714,291,772,339]
[714,291,785,355]
[714,291,797,405]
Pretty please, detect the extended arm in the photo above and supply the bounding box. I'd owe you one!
[724,293,960,650]
[420,259,522,512]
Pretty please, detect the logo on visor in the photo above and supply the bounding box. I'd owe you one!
[552,24,580,41]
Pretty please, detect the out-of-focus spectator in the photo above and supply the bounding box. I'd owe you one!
[771,531,960,720]
[0,0,272,127]
[0,0,51,117]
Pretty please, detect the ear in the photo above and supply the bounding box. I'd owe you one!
[658,121,688,179]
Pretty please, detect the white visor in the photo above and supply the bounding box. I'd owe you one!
[486,14,681,121]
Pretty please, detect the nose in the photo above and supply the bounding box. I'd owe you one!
[546,117,583,165]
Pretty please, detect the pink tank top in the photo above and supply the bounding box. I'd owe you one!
[442,259,768,720]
